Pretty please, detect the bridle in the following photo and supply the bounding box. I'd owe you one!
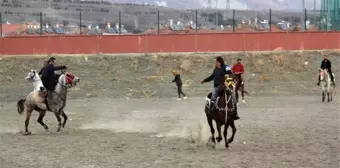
[58,70,74,88]
[214,86,235,112]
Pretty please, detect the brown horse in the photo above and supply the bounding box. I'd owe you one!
[205,85,237,148]
[233,74,249,104]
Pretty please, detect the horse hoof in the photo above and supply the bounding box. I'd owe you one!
[23,132,31,136]
[225,144,229,148]
[228,139,234,143]
[216,137,222,143]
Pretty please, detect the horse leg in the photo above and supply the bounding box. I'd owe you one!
[227,119,237,144]
[241,85,246,104]
[24,107,33,135]
[223,122,229,148]
[36,109,49,132]
[61,110,68,128]
[327,92,330,102]
[322,91,325,102]
[216,122,223,143]
[54,111,62,132]
[207,117,216,148]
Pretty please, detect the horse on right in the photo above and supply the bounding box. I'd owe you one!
[319,68,334,102]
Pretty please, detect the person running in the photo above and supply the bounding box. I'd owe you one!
[171,70,187,100]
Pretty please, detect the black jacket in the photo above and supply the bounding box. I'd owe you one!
[41,64,66,80]
[320,59,331,70]
[38,67,44,75]
[172,74,182,86]
[203,65,232,87]
[41,64,66,90]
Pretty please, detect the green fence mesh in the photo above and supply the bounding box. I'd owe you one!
[320,0,340,31]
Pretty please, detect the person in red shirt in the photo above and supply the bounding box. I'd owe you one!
[232,58,244,77]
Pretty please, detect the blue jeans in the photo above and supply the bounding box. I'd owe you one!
[211,87,219,101]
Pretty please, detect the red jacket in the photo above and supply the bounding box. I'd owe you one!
[232,63,244,74]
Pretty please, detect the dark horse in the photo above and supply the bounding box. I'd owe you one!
[233,74,249,104]
[205,85,237,148]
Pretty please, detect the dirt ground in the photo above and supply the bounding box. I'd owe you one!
[0,96,339,168]
[0,51,339,168]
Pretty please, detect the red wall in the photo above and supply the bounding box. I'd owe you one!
[0,32,339,55]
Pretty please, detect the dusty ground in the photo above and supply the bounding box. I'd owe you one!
[0,51,339,168]
[0,96,339,168]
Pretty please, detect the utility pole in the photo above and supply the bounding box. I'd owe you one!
[301,0,306,31]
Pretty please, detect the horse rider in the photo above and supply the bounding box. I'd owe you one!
[317,55,335,86]
[41,57,67,100]
[201,56,240,120]
[232,58,244,82]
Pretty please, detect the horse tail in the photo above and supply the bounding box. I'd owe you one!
[17,99,26,115]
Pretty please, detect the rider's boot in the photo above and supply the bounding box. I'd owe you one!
[316,76,320,86]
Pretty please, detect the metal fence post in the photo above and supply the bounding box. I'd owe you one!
[0,12,2,37]
[119,11,121,35]
[269,9,272,32]
[304,8,307,31]
[79,11,82,35]
[232,9,235,32]
[195,9,198,33]
[157,10,160,34]
[40,12,43,36]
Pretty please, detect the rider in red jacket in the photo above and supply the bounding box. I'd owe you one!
[232,58,244,78]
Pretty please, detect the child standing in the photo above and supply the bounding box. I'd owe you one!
[171,70,187,100]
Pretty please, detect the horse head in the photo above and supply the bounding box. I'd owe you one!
[25,69,40,82]
[59,71,80,88]
[320,69,329,81]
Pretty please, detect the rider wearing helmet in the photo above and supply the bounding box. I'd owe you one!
[201,56,239,120]
[41,57,67,99]
[317,55,335,86]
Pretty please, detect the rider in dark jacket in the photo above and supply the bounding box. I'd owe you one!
[38,61,48,75]
[201,57,231,101]
[317,55,334,85]
[201,56,239,120]
[41,57,67,91]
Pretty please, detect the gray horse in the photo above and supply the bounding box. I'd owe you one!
[17,70,80,135]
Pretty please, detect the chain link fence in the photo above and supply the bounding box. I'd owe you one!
[0,7,339,37]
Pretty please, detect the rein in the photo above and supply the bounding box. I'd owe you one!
[214,88,235,112]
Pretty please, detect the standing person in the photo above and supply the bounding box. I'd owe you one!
[171,70,187,100]
[317,55,335,86]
